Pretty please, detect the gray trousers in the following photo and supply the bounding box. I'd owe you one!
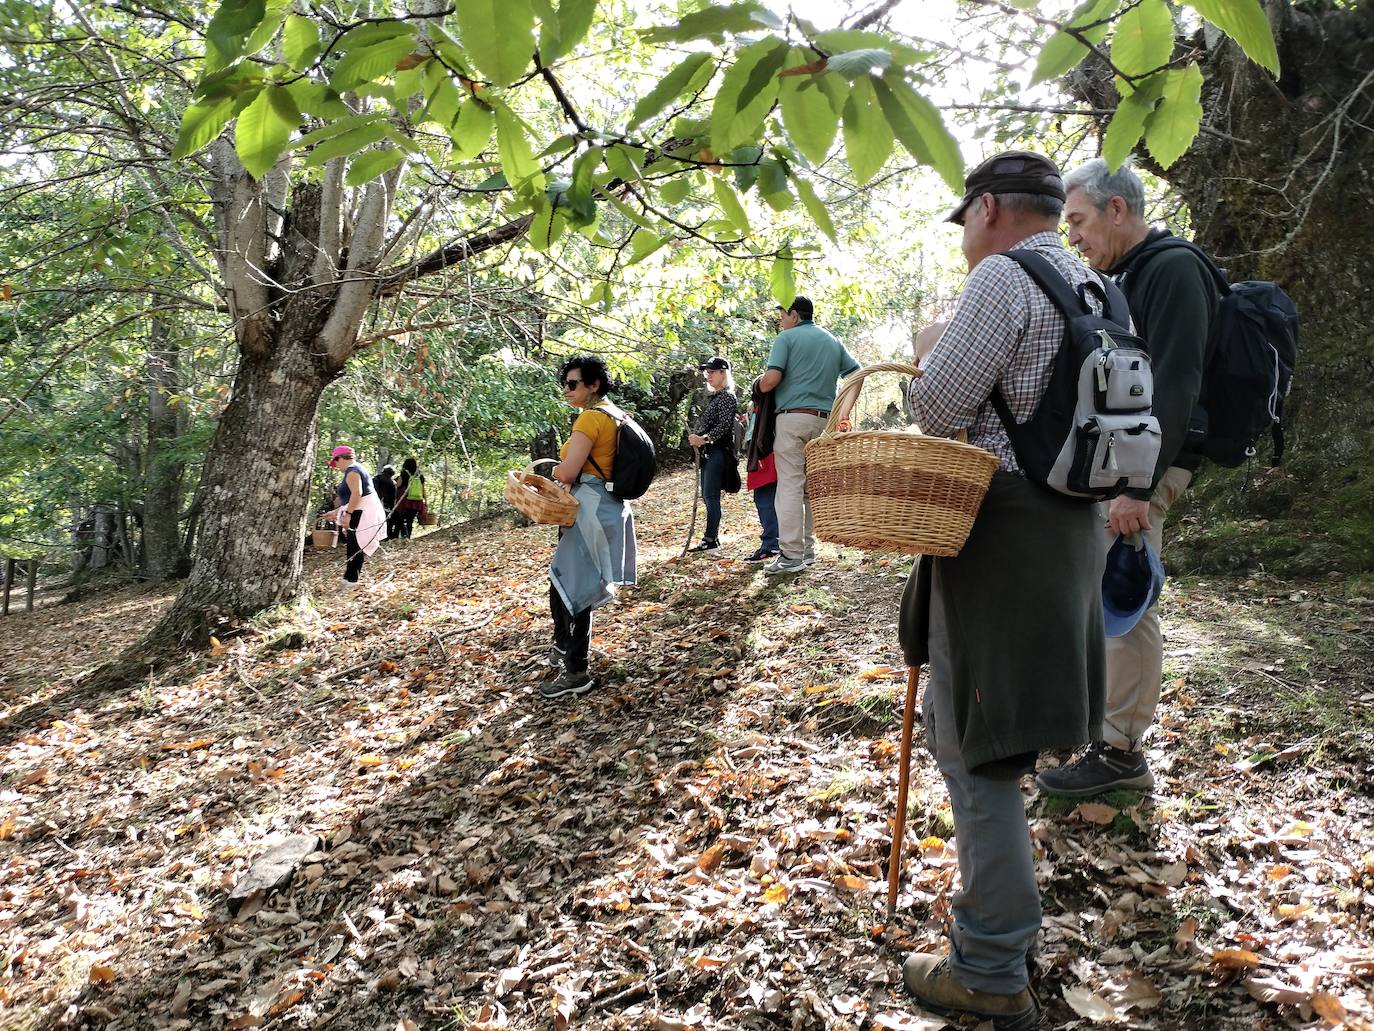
[924,562,1040,992]
[1101,466,1192,750]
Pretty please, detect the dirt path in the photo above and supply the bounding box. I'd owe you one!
[1,471,1371,1030]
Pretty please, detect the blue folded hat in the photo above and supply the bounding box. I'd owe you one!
[1102,534,1165,638]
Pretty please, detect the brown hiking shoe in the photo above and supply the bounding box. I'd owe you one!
[902,953,1039,1030]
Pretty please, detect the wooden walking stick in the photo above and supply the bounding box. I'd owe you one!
[886,665,921,922]
[680,445,702,558]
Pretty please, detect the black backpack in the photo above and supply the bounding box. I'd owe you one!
[587,404,657,500]
[1123,237,1299,467]
[991,250,1161,501]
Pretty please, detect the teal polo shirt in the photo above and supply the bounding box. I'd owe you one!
[766,322,860,412]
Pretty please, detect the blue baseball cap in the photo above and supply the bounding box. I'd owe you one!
[1102,534,1165,638]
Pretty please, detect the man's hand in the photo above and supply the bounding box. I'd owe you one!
[1108,496,1153,537]
[688,433,706,447]
[913,321,948,365]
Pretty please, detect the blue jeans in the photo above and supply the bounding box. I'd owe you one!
[700,446,726,542]
[753,482,779,552]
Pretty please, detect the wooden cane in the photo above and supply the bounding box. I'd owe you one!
[886,665,921,922]
[680,445,702,558]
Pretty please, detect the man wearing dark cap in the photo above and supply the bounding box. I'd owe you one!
[756,295,860,574]
[686,356,739,554]
[896,151,1107,1030]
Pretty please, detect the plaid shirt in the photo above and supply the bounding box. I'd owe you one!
[908,231,1109,473]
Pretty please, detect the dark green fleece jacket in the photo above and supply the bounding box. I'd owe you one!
[1111,229,1220,499]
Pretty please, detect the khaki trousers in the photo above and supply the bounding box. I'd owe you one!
[1100,466,1192,751]
[773,412,828,560]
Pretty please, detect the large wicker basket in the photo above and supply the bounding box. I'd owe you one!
[505,459,579,527]
[804,361,1001,557]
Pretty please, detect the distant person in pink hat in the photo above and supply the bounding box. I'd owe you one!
[328,445,387,590]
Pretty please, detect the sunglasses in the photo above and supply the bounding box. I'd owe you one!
[562,378,583,390]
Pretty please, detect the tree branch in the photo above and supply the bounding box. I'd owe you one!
[379,214,535,294]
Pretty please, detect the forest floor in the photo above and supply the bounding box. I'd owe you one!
[2,469,1373,1031]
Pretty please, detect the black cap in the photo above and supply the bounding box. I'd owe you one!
[945,150,1066,224]
[788,295,814,320]
[699,356,731,371]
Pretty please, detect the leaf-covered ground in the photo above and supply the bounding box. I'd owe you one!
[2,470,1372,1031]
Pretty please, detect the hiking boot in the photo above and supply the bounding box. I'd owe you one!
[547,643,566,668]
[688,539,720,554]
[745,548,778,563]
[902,954,1039,1031]
[540,670,594,700]
[1035,741,1154,797]
[763,555,807,575]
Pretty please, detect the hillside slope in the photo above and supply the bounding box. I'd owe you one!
[1,471,1371,1030]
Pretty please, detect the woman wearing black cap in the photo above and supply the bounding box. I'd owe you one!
[686,356,739,554]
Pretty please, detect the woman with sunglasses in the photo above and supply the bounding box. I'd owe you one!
[686,356,739,554]
[543,355,638,699]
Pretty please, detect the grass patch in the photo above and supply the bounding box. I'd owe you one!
[809,767,869,803]
[805,680,901,738]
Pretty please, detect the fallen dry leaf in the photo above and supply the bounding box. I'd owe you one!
[1062,985,1123,1022]
[161,738,215,751]
[697,841,726,873]
[1174,916,1199,954]
[1211,948,1263,969]
[1243,976,1309,1006]
[1311,991,1349,1023]
[1076,802,1118,825]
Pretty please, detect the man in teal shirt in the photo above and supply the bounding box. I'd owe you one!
[757,295,860,574]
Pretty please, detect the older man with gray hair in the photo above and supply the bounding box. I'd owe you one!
[1035,157,1220,799]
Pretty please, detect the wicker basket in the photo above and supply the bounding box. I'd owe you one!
[418,508,438,526]
[804,361,1001,557]
[310,519,338,549]
[505,459,579,527]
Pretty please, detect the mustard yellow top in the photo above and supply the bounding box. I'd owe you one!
[561,403,616,479]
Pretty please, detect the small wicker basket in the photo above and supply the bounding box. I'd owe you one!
[310,516,338,549]
[804,361,1001,557]
[505,459,579,527]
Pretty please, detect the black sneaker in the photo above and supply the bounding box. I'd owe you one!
[1035,741,1154,797]
[540,670,594,699]
[547,643,566,668]
[745,548,778,563]
[688,540,720,554]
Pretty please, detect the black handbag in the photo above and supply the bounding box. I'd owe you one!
[722,445,742,494]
